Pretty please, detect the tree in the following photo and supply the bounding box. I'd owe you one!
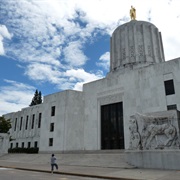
[29,89,43,106]
[37,91,42,104]
[0,116,11,133]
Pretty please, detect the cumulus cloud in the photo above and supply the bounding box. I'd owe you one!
[0,25,12,55]
[0,80,35,116]
[64,68,103,90]
[65,68,103,81]
[24,62,103,90]
[1,0,180,66]
[25,63,62,84]
[0,0,115,86]
[63,41,88,67]
[96,52,110,70]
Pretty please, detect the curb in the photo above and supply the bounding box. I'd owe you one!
[0,165,144,180]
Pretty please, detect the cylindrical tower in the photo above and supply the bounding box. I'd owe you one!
[110,20,165,71]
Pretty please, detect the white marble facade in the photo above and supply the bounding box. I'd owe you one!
[3,20,180,153]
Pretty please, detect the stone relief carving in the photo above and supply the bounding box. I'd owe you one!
[129,118,141,150]
[142,120,177,149]
[130,46,135,57]
[122,48,126,59]
[138,45,144,57]
[147,45,152,57]
[129,113,180,150]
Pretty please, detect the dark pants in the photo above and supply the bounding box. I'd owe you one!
[51,163,58,171]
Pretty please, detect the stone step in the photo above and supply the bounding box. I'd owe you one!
[0,150,134,168]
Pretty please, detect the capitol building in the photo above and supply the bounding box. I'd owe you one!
[2,13,180,156]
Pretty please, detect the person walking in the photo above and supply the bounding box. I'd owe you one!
[51,154,58,173]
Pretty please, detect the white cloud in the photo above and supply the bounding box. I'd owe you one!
[142,0,180,60]
[0,25,12,39]
[1,1,65,65]
[63,41,88,67]
[73,82,84,91]
[0,80,35,116]
[1,0,111,86]
[0,25,12,55]
[2,0,180,66]
[96,52,110,70]
[25,63,62,84]
[64,68,103,90]
[25,62,103,91]
[65,68,103,82]
[0,37,4,55]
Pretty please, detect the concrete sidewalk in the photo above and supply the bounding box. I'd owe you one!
[0,160,180,180]
[0,153,180,180]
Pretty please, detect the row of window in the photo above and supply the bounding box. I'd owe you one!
[13,105,56,132]
[10,141,38,149]
[11,139,53,148]
[11,138,54,148]
[14,113,42,131]
[11,121,55,148]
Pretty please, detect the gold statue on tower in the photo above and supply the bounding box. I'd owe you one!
[130,6,136,20]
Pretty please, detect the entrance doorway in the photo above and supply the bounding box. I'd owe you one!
[101,102,124,149]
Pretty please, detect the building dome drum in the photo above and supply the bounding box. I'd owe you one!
[110,20,165,71]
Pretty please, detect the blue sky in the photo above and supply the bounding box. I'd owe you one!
[0,0,180,115]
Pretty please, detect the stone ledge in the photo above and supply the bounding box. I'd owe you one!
[126,150,180,170]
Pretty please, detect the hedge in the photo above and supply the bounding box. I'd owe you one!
[8,147,39,154]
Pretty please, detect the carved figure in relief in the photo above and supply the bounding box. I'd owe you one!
[129,113,180,150]
[130,6,136,20]
[141,121,177,149]
[129,118,141,149]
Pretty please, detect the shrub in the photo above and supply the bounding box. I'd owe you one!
[8,147,39,154]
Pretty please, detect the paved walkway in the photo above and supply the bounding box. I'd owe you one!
[0,153,180,180]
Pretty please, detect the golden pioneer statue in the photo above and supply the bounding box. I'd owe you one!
[130,6,136,20]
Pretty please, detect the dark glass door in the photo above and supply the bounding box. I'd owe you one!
[101,102,124,149]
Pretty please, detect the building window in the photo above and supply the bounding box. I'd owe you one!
[167,104,177,110]
[34,141,38,148]
[16,142,18,148]
[22,142,24,148]
[31,114,35,129]
[10,143,13,149]
[49,138,53,146]
[38,113,42,128]
[20,117,23,131]
[14,118,17,131]
[25,116,29,130]
[51,106,56,116]
[164,79,175,95]
[28,142,31,148]
[50,123,54,132]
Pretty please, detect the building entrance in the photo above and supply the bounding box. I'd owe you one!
[101,102,124,149]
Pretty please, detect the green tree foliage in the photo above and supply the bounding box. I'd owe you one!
[0,116,11,133]
[29,89,43,106]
